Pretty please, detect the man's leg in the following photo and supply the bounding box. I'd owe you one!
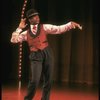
[24,52,43,100]
[41,64,53,100]
[41,48,54,100]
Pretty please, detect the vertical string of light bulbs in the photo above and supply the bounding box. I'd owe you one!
[18,0,28,91]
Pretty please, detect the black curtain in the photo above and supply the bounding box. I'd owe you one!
[1,0,99,87]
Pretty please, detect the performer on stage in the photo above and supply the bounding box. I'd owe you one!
[10,9,82,100]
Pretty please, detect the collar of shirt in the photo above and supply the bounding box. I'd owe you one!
[30,24,38,35]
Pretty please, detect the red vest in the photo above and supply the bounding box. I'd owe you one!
[27,24,48,52]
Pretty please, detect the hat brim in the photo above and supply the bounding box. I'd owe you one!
[27,13,39,18]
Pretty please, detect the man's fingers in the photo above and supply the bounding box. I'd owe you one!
[78,25,82,30]
[74,23,82,30]
[21,18,26,22]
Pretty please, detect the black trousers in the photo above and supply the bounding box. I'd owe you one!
[24,46,53,100]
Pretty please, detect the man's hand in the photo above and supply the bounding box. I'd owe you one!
[70,21,82,30]
[18,18,27,29]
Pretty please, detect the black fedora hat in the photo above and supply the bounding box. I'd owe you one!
[26,9,39,18]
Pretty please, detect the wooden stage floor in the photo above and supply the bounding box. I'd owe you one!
[2,84,98,100]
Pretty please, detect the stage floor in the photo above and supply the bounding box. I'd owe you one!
[2,84,98,100]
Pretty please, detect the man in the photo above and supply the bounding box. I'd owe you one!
[11,9,82,100]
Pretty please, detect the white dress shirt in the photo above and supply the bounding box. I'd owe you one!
[31,24,37,35]
[11,22,73,43]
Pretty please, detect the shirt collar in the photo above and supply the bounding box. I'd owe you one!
[30,24,38,29]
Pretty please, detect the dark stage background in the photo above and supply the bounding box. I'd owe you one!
[1,0,99,88]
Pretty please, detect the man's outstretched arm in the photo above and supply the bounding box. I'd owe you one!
[43,21,82,34]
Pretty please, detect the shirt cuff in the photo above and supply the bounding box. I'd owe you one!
[16,28,22,33]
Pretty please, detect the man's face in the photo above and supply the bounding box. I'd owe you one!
[28,15,40,25]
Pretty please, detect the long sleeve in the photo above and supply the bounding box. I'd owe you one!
[43,22,74,34]
[10,28,27,43]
